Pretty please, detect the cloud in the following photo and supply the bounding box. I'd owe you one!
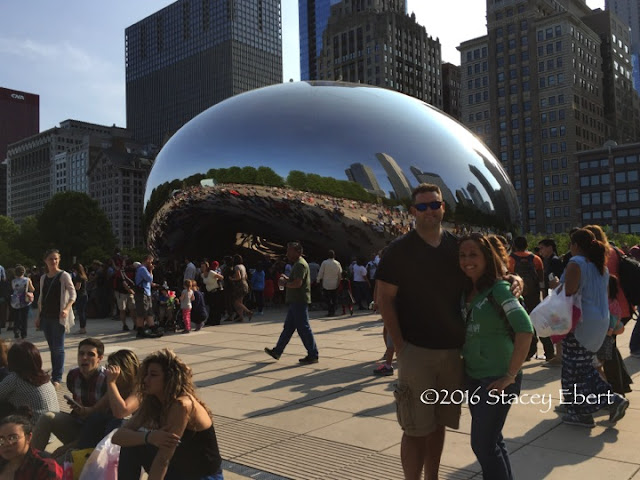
[0,37,115,74]
[0,36,127,128]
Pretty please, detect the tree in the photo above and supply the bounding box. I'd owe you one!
[37,192,116,266]
[0,216,19,245]
[12,216,45,263]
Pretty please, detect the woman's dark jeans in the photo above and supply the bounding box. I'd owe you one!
[75,294,88,329]
[466,373,522,480]
[10,306,29,338]
[41,316,65,383]
[76,411,124,449]
[118,445,223,480]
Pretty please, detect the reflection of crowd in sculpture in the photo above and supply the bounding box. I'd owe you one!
[147,183,412,253]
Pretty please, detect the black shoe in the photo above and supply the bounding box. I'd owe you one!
[609,394,630,422]
[137,328,161,339]
[122,324,130,332]
[298,355,319,365]
[264,347,281,360]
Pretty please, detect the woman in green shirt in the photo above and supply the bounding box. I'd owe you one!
[459,234,533,480]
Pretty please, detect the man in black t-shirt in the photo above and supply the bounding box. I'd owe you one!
[376,184,466,480]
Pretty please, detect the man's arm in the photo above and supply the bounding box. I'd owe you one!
[376,280,404,352]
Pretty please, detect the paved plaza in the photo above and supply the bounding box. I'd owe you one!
[20,306,640,480]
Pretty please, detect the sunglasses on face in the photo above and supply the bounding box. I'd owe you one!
[413,201,443,211]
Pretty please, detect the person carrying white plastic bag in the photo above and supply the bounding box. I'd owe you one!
[78,430,120,480]
[529,285,578,337]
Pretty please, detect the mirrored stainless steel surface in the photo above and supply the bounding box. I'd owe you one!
[145,81,519,261]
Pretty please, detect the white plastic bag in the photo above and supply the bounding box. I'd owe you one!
[530,285,578,337]
[78,430,120,480]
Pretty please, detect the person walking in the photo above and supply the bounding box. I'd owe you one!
[9,265,35,340]
[265,241,319,364]
[560,228,629,427]
[316,250,342,316]
[72,263,89,335]
[35,249,76,386]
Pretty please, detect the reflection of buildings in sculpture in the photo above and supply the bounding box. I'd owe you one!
[345,162,385,196]
[472,158,520,226]
[466,182,492,214]
[409,166,456,210]
[376,152,412,200]
[455,188,472,206]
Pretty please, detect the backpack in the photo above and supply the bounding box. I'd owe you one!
[614,248,640,306]
[510,253,540,312]
[10,278,33,309]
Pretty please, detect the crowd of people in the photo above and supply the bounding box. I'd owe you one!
[0,336,223,479]
[2,180,640,479]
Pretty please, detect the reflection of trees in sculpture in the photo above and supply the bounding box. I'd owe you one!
[286,170,376,203]
[206,166,285,187]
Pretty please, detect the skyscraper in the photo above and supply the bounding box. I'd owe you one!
[125,0,282,146]
[606,0,640,93]
[583,8,640,143]
[299,0,342,80]
[460,0,607,233]
[0,87,39,216]
[314,0,442,107]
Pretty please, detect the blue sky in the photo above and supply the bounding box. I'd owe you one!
[0,0,603,132]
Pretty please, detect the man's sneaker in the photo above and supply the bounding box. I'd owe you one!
[373,364,394,376]
[562,413,595,428]
[264,348,281,360]
[630,351,640,358]
[609,394,630,422]
[122,324,130,332]
[298,356,319,365]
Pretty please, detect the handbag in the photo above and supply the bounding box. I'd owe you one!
[530,285,581,338]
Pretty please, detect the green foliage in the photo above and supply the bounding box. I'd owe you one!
[37,192,116,266]
[285,170,377,202]
[0,216,19,245]
[0,238,36,270]
[12,216,45,263]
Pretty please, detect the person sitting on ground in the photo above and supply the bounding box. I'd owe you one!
[112,349,223,480]
[74,349,140,449]
[0,342,59,422]
[0,412,63,479]
[31,338,107,455]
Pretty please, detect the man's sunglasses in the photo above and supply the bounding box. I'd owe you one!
[413,201,443,211]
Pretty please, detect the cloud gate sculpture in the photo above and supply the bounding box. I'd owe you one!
[144,81,520,262]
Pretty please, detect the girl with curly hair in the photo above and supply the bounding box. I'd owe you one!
[112,349,222,480]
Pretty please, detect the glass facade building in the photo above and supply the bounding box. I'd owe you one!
[126,0,282,146]
[299,0,342,80]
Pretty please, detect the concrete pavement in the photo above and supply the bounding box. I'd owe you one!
[20,305,640,479]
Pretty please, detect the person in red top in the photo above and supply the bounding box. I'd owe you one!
[0,413,62,479]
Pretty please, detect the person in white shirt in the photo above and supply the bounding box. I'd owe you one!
[316,250,342,316]
[352,259,371,310]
